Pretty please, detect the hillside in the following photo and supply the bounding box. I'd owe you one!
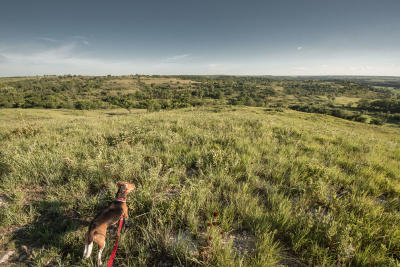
[1,75,400,126]
[0,107,399,266]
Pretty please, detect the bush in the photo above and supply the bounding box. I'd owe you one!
[370,118,384,125]
[354,115,369,123]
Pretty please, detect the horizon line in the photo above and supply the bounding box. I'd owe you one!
[1,74,400,78]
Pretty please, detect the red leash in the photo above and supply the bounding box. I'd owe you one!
[106,217,124,267]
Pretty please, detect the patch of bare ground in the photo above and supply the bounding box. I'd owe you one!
[0,186,44,242]
[0,250,14,265]
[168,230,198,255]
[278,251,304,267]
[0,194,9,207]
[0,245,32,266]
[154,185,180,202]
[222,231,256,256]
[0,226,27,241]
[17,186,46,205]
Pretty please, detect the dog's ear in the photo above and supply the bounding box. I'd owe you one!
[129,183,136,192]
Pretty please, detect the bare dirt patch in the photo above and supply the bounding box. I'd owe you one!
[0,195,9,207]
[168,230,198,255]
[0,250,14,265]
[222,231,256,256]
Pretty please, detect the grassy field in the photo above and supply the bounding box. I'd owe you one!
[0,107,399,266]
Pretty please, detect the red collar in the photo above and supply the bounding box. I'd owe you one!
[115,198,126,202]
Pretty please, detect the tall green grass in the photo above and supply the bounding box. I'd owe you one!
[0,107,399,266]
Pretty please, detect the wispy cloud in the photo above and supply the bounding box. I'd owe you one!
[293,66,308,72]
[297,46,303,51]
[206,62,243,74]
[1,38,399,76]
[37,36,89,45]
[71,35,90,45]
[0,39,204,76]
[1,44,67,65]
[37,37,59,43]
[165,54,190,61]
[0,40,139,76]
[0,54,7,63]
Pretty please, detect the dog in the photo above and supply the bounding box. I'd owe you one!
[83,182,135,265]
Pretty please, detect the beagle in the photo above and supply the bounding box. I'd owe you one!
[83,182,135,265]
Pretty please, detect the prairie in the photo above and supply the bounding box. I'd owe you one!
[2,75,399,125]
[0,107,399,266]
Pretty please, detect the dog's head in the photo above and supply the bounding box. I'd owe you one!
[117,182,135,194]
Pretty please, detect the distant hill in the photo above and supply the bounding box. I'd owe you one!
[1,75,399,126]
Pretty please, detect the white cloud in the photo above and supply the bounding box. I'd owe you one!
[165,54,190,61]
[71,36,90,46]
[1,39,399,76]
[0,54,7,63]
[37,37,59,43]
[293,66,308,71]
[205,63,243,74]
[297,46,303,50]
[0,40,200,76]
[0,40,141,76]
[37,36,89,46]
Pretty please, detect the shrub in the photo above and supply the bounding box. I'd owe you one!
[370,118,384,125]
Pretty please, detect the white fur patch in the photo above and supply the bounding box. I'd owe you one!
[83,242,93,258]
[97,241,105,265]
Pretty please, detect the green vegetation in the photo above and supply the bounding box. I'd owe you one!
[0,107,399,266]
[1,75,399,125]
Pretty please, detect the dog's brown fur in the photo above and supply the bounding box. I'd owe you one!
[83,182,135,265]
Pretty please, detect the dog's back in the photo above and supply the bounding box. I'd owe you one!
[83,203,124,259]
[83,182,135,265]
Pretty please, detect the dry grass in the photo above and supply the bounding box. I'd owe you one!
[334,96,361,105]
[141,77,198,85]
[0,107,399,266]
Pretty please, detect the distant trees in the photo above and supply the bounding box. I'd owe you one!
[358,98,400,113]
[0,75,399,125]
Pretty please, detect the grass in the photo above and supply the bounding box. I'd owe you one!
[333,96,361,106]
[0,107,399,266]
[140,77,197,85]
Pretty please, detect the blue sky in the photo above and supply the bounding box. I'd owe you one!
[0,0,399,76]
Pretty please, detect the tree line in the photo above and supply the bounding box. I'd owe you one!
[0,75,399,125]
